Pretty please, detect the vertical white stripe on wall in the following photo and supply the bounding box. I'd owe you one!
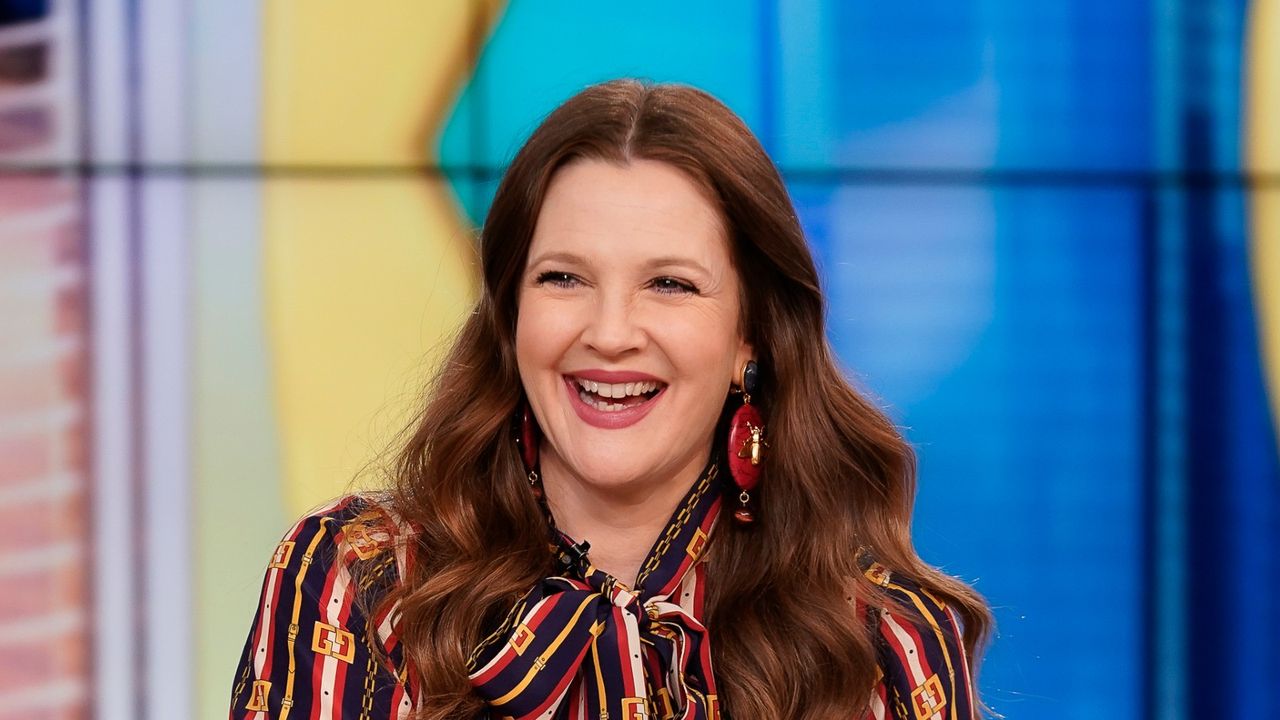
[137,0,193,718]
[87,0,138,718]
[186,1,267,717]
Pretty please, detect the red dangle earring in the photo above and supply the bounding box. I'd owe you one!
[514,403,543,499]
[727,359,767,523]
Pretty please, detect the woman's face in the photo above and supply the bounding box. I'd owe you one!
[516,157,752,496]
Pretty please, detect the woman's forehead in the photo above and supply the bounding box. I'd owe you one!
[529,158,729,266]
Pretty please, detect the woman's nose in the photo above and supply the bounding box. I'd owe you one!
[580,293,646,357]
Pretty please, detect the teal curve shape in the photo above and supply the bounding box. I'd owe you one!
[437,0,772,227]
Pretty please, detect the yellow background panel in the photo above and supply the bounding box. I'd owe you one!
[261,2,504,514]
[1247,1,1279,445]
[262,1,503,167]
[263,176,476,512]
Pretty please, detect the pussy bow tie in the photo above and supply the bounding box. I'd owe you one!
[469,464,724,720]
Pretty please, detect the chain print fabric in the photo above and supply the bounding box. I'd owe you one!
[228,496,417,720]
[229,477,976,719]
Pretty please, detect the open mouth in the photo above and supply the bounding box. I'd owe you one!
[568,376,666,413]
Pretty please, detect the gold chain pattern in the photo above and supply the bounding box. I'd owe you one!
[636,465,717,588]
[231,657,252,708]
[359,649,377,720]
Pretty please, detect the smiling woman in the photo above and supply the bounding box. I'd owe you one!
[517,158,752,585]
[229,79,991,720]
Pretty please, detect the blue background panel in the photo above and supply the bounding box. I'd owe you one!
[806,185,1144,716]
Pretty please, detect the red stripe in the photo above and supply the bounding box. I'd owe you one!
[899,609,937,682]
[613,606,636,697]
[686,564,716,693]
[330,652,351,719]
[659,556,696,597]
[468,644,517,686]
[642,646,662,690]
[471,593,577,686]
[372,602,398,654]
[567,684,584,720]
[307,637,326,718]
[517,640,594,720]
[691,563,707,617]
[944,606,972,688]
[326,580,358,718]
[656,498,720,597]
[870,679,889,719]
[403,656,422,709]
[401,535,415,577]
[878,610,922,685]
[248,517,310,717]
[699,627,717,696]
[252,565,285,706]
[308,527,346,720]
[893,603,938,683]
[389,681,406,718]
[307,603,333,714]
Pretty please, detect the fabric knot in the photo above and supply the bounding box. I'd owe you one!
[468,463,726,720]
[644,601,662,623]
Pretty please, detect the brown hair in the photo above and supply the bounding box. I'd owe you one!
[382,79,991,718]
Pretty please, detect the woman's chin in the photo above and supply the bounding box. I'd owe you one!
[567,461,651,492]
[543,452,669,497]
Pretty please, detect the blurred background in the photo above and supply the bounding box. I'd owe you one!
[1,0,1277,718]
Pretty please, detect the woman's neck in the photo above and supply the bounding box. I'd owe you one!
[540,454,706,587]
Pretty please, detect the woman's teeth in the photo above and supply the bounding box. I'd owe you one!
[574,378,660,397]
[572,377,663,412]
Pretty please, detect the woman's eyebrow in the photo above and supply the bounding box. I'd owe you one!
[526,250,589,268]
[643,256,712,275]
[527,252,709,276]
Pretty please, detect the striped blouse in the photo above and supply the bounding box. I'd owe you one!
[230,475,975,720]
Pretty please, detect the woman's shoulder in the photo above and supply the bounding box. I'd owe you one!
[286,491,409,534]
[230,493,419,717]
[860,560,977,720]
[861,560,956,618]
[273,492,414,584]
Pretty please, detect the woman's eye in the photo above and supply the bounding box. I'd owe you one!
[534,271,579,288]
[651,276,699,295]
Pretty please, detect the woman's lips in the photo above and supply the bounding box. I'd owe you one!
[562,375,665,429]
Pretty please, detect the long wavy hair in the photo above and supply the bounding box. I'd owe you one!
[380,79,990,719]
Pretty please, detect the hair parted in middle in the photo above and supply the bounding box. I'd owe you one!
[379,78,990,719]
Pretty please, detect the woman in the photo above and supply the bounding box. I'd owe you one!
[230,79,990,720]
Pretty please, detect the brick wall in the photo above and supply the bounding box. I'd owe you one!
[0,5,91,718]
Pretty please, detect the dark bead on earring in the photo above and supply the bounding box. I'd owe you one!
[741,360,760,397]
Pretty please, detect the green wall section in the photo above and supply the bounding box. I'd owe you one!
[193,180,289,720]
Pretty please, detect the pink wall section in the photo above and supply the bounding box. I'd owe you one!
[0,188,90,718]
[0,4,90,717]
